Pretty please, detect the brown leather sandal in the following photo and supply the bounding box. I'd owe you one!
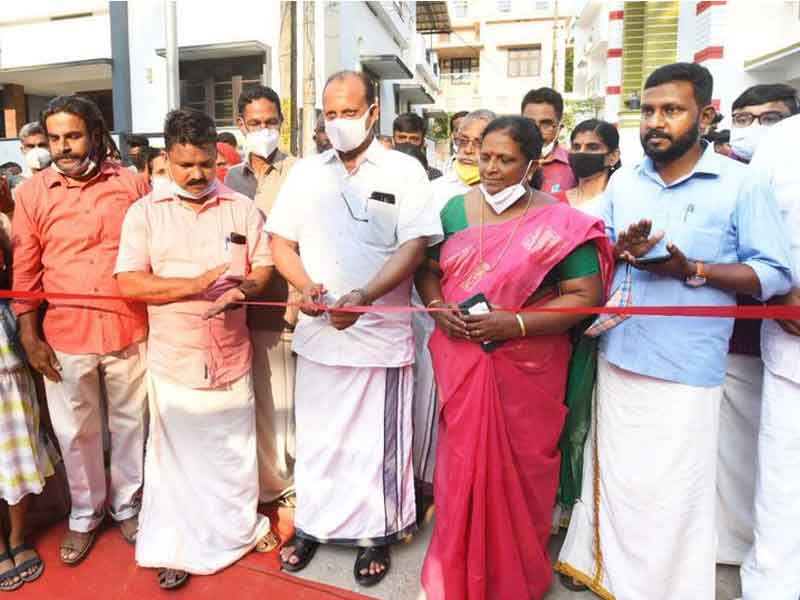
[254,530,281,553]
[59,529,98,566]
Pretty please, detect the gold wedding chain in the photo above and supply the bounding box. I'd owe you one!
[478,190,534,272]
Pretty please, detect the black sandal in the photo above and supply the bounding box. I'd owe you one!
[158,569,189,590]
[9,543,43,583]
[353,546,391,587]
[279,535,318,573]
[0,552,21,592]
[558,572,588,592]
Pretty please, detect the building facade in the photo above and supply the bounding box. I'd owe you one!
[432,0,573,116]
[0,0,444,165]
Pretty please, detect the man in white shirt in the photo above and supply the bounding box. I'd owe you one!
[739,113,800,600]
[266,70,442,587]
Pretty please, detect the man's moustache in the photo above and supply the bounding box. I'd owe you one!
[644,131,672,142]
[186,180,207,186]
[53,153,84,161]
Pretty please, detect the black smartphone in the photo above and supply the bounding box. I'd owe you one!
[370,191,396,205]
[637,238,671,264]
[459,292,502,352]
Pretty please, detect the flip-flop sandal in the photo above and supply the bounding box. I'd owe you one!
[279,535,318,573]
[353,546,391,587]
[9,543,44,583]
[119,518,138,546]
[158,569,189,590]
[0,552,22,592]
[558,572,589,591]
[59,528,98,566]
[254,530,281,553]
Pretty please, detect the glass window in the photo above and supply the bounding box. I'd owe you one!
[497,0,512,12]
[507,47,541,78]
[441,57,479,84]
[453,0,468,18]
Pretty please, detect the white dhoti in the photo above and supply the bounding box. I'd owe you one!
[411,304,438,488]
[251,329,296,503]
[717,353,763,565]
[740,367,800,600]
[44,341,147,533]
[556,356,721,600]
[294,356,416,545]
[136,370,270,574]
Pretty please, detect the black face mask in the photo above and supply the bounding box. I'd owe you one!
[568,152,608,179]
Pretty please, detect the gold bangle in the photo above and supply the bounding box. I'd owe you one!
[427,298,444,308]
[515,313,527,337]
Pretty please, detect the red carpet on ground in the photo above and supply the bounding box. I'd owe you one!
[14,505,372,600]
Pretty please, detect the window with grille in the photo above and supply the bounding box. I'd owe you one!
[441,57,479,84]
[507,47,541,78]
[453,0,469,18]
[497,0,512,12]
[179,55,264,127]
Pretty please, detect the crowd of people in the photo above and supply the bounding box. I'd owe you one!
[0,60,796,600]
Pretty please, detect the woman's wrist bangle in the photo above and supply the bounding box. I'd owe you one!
[515,313,527,337]
[427,298,444,308]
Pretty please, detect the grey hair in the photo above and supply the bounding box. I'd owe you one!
[19,121,45,140]
[458,109,497,133]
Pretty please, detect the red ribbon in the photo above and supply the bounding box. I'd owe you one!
[2,289,799,320]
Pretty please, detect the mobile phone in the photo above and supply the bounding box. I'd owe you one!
[459,292,503,352]
[369,191,396,205]
[637,238,671,264]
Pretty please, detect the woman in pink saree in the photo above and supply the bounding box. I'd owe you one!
[416,116,614,600]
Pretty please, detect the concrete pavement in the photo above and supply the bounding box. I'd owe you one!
[293,519,742,599]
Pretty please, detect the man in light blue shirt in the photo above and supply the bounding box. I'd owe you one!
[556,63,793,600]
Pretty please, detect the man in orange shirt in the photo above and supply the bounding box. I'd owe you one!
[11,95,149,565]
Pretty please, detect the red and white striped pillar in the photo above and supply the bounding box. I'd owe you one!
[693,0,728,112]
[605,0,625,124]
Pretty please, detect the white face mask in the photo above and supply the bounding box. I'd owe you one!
[170,178,218,201]
[245,128,280,159]
[479,160,533,215]
[150,176,171,189]
[729,123,765,162]
[25,147,51,171]
[52,153,96,177]
[324,105,375,153]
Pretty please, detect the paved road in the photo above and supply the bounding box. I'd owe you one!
[294,519,742,599]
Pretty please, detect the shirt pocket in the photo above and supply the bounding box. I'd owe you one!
[362,199,398,248]
[683,227,724,263]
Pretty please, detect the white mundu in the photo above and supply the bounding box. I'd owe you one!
[741,114,800,600]
[266,140,443,544]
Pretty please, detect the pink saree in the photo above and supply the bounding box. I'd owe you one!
[421,202,613,600]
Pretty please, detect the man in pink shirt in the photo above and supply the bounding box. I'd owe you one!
[521,87,577,195]
[115,108,275,591]
[12,95,149,565]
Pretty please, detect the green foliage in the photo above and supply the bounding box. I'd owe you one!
[562,98,605,134]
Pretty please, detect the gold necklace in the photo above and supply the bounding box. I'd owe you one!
[478,190,534,272]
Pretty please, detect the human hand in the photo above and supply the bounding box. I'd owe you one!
[614,219,664,261]
[20,333,62,382]
[770,287,800,336]
[464,311,521,343]
[625,242,694,280]
[431,302,468,340]
[202,286,245,320]
[300,282,327,317]
[329,289,369,330]
[194,264,229,294]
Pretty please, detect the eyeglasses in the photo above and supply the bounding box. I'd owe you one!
[454,136,481,150]
[731,111,789,127]
[341,193,368,223]
[529,119,558,132]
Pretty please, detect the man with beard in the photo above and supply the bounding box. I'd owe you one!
[12,95,149,565]
[555,62,793,600]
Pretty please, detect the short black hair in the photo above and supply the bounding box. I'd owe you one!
[393,142,428,169]
[237,85,283,121]
[164,108,217,150]
[732,84,799,114]
[141,147,163,172]
[323,70,376,106]
[482,115,543,163]
[644,62,713,108]
[450,110,469,131]
[393,112,426,135]
[125,134,149,149]
[0,162,21,171]
[520,87,564,120]
[217,131,238,148]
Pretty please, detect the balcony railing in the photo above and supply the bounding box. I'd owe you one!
[440,72,480,94]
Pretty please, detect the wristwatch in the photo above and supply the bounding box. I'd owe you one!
[685,261,707,288]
